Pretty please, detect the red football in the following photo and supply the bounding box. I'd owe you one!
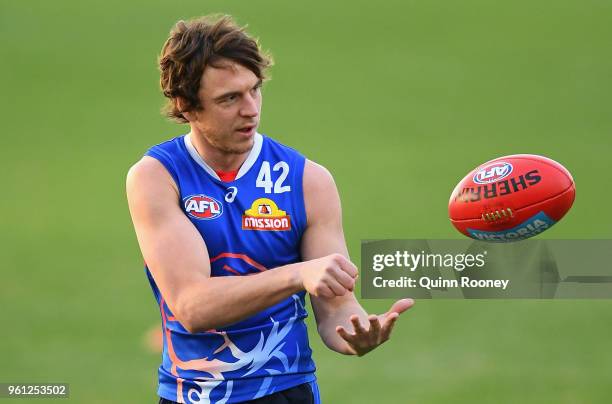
[448,154,575,242]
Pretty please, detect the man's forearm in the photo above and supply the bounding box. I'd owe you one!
[176,263,303,333]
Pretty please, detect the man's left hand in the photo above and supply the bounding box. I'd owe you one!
[335,298,414,356]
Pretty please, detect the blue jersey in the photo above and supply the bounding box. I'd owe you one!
[143,133,316,404]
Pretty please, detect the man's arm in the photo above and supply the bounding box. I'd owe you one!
[302,160,414,356]
[126,157,356,333]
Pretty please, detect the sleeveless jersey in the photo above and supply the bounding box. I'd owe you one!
[143,133,316,404]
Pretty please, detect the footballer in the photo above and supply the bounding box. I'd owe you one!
[126,15,414,404]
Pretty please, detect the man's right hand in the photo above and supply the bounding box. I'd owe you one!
[296,254,358,298]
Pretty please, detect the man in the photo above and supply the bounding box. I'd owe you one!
[127,15,414,404]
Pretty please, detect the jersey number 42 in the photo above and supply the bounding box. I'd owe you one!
[256,161,291,194]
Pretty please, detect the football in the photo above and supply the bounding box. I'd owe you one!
[448,154,575,242]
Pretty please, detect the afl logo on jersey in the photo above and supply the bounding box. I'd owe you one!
[184,195,223,220]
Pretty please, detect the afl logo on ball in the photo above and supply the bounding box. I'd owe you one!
[183,195,223,220]
[473,162,513,184]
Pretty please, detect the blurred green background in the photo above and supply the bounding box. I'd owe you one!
[1,0,611,402]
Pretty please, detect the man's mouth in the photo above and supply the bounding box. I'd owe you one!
[237,125,256,134]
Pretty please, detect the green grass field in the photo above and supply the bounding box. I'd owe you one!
[1,0,611,402]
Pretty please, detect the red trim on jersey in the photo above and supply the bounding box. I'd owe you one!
[210,252,268,272]
[222,264,241,276]
[215,169,238,182]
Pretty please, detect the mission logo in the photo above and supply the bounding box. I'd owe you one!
[242,198,291,231]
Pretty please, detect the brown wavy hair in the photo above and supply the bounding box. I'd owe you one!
[159,15,272,123]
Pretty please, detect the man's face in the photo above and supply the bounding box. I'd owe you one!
[188,59,262,154]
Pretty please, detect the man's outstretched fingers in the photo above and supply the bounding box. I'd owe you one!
[336,325,355,343]
[386,298,415,316]
[380,312,400,341]
[350,315,367,335]
[368,315,381,337]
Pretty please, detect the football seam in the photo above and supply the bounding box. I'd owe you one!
[449,182,575,223]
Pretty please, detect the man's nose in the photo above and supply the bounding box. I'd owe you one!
[240,93,259,117]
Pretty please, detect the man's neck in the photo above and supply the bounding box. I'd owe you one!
[188,131,252,172]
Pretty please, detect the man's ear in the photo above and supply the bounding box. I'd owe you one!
[176,97,195,122]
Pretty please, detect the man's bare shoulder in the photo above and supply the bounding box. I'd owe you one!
[126,156,178,196]
[303,159,337,195]
[303,159,341,226]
